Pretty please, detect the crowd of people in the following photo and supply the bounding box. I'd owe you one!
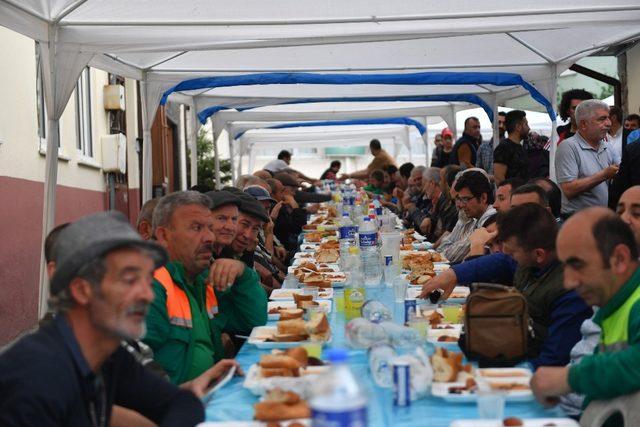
[1,88,640,426]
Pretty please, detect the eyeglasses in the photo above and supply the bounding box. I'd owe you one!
[455,195,476,205]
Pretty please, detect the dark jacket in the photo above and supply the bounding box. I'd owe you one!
[274,205,307,252]
[609,140,640,209]
[450,132,480,167]
[0,316,203,427]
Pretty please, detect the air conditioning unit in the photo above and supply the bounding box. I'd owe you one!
[103,84,125,111]
[101,133,127,174]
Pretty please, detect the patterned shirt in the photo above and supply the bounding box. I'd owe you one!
[437,206,497,263]
[476,139,495,175]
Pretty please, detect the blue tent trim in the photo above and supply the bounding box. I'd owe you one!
[160,71,555,120]
[197,93,494,124]
[234,117,426,140]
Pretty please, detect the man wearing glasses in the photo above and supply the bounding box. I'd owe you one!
[437,170,497,263]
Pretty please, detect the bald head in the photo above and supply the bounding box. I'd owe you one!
[617,186,640,247]
[253,170,272,180]
[558,207,638,307]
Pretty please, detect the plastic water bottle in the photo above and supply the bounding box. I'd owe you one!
[339,213,358,268]
[311,348,368,427]
[359,217,382,287]
[379,321,422,349]
[345,318,389,348]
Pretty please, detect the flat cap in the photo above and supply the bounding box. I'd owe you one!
[236,192,269,222]
[50,211,167,295]
[244,185,276,203]
[205,190,241,211]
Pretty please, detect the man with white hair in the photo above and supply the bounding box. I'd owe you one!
[555,99,619,218]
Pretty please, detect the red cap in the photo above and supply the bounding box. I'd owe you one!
[441,128,454,138]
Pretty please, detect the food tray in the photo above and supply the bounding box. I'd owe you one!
[247,326,331,349]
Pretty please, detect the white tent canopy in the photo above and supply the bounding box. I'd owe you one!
[237,124,422,178]
[2,0,640,315]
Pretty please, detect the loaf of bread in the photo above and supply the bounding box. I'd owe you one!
[260,367,297,378]
[254,389,311,422]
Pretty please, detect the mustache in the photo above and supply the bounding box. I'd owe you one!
[197,243,213,254]
[126,303,149,316]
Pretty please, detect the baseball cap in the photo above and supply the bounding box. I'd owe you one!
[244,185,276,203]
[441,128,454,138]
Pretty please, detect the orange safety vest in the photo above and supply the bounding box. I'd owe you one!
[153,266,218,328]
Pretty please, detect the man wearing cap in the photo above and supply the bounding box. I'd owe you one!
[272,173,309,253]
[0,212,204,426]
[205,190,241,259]
[144,191,267,385]
[431,128,455,168]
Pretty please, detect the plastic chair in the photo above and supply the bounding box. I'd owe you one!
[580,390,640,426]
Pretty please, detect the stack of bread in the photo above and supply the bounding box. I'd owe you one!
[270,311,330,342]
[254,389,310,422]
[258,347,309,378]
[431,347,474,383]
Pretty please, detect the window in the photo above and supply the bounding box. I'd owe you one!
[75,67,93,157]
[35,44,48,144]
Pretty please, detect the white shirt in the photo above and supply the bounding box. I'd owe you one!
[606,128,623,164]
[263,159,289,173]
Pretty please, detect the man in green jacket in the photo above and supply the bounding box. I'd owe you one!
[532,207,640,411]
[144,191,267,385]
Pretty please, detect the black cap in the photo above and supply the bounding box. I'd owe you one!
[205,190,241,211]
[236,192,269,222]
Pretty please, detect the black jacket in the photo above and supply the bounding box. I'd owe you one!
[609,140,640,209]
[0,316,203,427]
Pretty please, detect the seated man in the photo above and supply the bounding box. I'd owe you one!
[362,169,386,196]
[437,170,497,263]
[137,197,161,240]
[271,174,308,253]
[205,190,241,259]
[405,167,439,234]
[532,208,640,419]
[493,177,525,213]
[423,204,592,368]
[0,212,204,426]
[145,191,267,385]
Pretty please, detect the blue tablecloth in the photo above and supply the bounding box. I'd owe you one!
[205,287,565,426]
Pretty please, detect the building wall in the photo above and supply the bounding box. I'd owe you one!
[0,27,140,345]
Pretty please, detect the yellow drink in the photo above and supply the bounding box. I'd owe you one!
[442,304,462,324]
[334,292,345,313]
[344,287,365,320]
[302,342,323,359]
[407,318,430,340]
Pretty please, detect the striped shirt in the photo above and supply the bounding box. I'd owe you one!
[437,206,497,263]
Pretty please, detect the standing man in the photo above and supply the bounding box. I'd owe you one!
[451,117,482,169]
[320,160,341,180]
[262,150,317,184]
[606,105,624,164]
[146,191,267,385]
[0,212,204,426]
[493,110,531,184]
[557,89,594,143]
[431,128,455,168]
[341,139,397,180]
[476,111,507,175]
[555,99,618,218]
[531,208,640,418]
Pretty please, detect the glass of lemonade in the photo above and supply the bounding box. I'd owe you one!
[440,302,462,324]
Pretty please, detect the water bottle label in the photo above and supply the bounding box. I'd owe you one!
[312,407,368,427]
[385,255,393,266]
[359,232,377,247]
[339,226,358,240]
[375,207,383,216]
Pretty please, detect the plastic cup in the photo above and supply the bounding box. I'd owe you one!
[380,232,403,263]
[441,303,462,324]
[393,277,408,303]
[477,389,506,419]
[334,290,345,313]
[406,317,430,340]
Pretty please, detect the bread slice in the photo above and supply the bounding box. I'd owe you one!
[432,352,459,382]
[293,293,313,305]
[299,300,319,309]
[306,312,330,335]
[259,354,302,370]
[254,401,311,422]
[277,318,308,336]
[284,347,309,367]
[279,308,304,320]
[271,333,309,342]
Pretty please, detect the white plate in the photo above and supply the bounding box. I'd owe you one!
[292,257,340,267]
[299,243,320,252]
[198,420,310,427]
[450,419,579,427]
[294,252,316,259]
[267,301,332,320]
[247,326,332,349]
[476,368,532,379]
[287,264,340,274]
[270,288,334,301]
[243,363,330,396]
[432,378,533,403]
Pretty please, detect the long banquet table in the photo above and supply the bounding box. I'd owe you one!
[204,285,566,426]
